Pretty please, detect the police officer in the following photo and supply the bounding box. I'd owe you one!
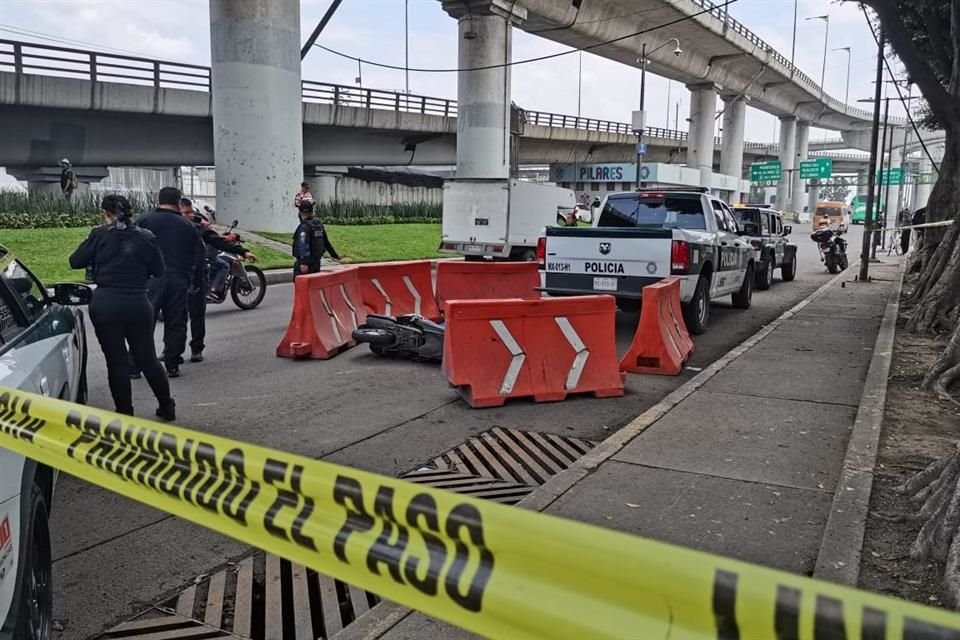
[69,195,176,420]
[179,197,258,362]
[293,201,340,276]
[136,187,205,377]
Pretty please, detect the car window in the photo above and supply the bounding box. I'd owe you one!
[733,209,758,227]
[774,216,783,234]
[597,194,706,230]
[760,213,770,234]
[3,260,48,323]
[711,201,729,231]
[0,293,23,344]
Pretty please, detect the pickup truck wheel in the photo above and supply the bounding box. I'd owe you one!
[780,256,797,282]
[732,264,754,309]
[755,257,774,290]
[682,276,710,335]
[13,484,52,640]
[515,249,537,262]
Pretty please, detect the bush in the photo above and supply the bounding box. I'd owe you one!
[0,191,154,228]
[315,200,441,225]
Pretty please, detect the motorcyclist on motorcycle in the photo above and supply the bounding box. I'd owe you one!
[179,198,258,362]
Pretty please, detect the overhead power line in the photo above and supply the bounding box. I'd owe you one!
[313,0,740,73]
[859,5,939,174]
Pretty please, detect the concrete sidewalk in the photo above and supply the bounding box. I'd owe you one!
[341,257,903,640]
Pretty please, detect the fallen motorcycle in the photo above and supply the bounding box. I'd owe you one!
[352,314,444,362]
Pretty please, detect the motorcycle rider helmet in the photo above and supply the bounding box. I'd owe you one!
[59,158,71,168]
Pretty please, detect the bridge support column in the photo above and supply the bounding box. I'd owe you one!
[884,145,903,224]
[209,0,301,233]
[720,95,746,204]
[686,83,717,190]
[775,116,797,213]
[791,122,810,214]
[442,1,526,179]
[913,156,934,210]
[807,182,819,215]
[857,170,869,198]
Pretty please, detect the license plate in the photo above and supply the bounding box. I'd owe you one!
[464,244,483,253]
[593,277,618,292]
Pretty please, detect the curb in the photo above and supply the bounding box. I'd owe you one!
[812,260,905,585]
[337,261,864,640]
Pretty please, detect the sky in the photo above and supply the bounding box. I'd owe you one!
[1,0,914,149]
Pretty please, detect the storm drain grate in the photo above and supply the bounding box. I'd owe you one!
[101,553,381,640]
[401,428,597,504]
[424,427,596,486]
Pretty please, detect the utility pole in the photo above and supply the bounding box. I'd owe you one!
[859,27,885,281]
[874,96,890,258]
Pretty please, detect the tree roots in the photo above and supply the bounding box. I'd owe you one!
[898,451,960,607]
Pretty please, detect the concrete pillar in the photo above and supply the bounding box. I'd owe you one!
[720,95,747,204]
[883,146,904,224]
[913,156,932,210]
[775,117,797,212]
[442,1,526,179]
[807,183,819,214]
[857,170,869,197]
[791,122,810,215]
[210,0,302,233]
[686,84,717,189]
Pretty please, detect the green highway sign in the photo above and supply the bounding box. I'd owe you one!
[799,157,833,180]
[751,161,782,183]
[878,167,904,185]
[918,172,937,185]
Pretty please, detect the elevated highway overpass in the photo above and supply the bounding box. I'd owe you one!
[0,39,871,178]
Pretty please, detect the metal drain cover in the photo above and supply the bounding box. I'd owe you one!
[101,553,381,640]
[401,428,597,504]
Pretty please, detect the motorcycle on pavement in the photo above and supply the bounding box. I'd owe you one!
[810,227,849,274]
[352,314,445,362]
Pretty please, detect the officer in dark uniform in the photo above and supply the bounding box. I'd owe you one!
[293,201,340,276]
[179,197,257,362]
[136,187,205,377]
[69,194,176,420]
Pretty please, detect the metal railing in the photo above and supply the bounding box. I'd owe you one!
[0,38,875,163]
[0,38,209,90]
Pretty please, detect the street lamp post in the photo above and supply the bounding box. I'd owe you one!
[805,15,830,93]
[635,38,682,188]
[833,46,851,104]
[577,50,583,119]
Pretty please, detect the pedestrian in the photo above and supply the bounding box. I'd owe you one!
[911,207,927,253]
[294,181,314,210]
[136,186,205,378]
[59,158,78,199]
[899,208,913,254]
[293,201,340,276]
[68,195,176,420]
[179,197,258,362]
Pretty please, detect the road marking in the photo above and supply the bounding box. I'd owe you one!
[554,317,589,390]
[371,279,392,316]
[490,320,525,395]
[402,276,422,316]
[339,284,359,329]
[319,290,343,343]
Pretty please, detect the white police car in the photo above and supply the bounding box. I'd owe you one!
[0,245,90,640]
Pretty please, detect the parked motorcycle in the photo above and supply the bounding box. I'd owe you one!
[811,227,848,274]
[352,314,445,362]
[206,220,267,310]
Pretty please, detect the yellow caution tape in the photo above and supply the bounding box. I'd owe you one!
[2,387,960,639]
[897,220,955,231]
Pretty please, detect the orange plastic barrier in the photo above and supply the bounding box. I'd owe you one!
[435,261,540,309]
[619,277,694,376]
[276,268,366,360]
[443,296,625,408]
[356,261,440,321]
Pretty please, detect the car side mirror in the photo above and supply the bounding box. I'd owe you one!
[52,283,93,306]
[784,225,792,236]
[740,222,758,236]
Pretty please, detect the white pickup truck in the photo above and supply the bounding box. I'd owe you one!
[538,189,756,334]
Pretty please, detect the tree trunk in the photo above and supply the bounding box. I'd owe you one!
[908,129,960,398]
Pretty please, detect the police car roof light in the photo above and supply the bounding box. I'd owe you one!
[635,186,709,194]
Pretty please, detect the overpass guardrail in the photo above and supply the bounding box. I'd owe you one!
[0,37,871,160]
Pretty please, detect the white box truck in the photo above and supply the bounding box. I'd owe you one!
[439,179,577,261]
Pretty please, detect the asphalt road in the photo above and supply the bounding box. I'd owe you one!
[49,225,865,639]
